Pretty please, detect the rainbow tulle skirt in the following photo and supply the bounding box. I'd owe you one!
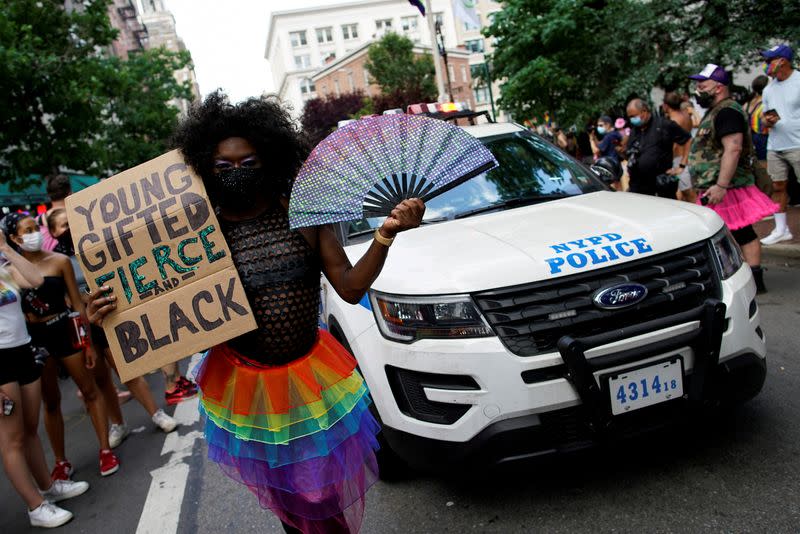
[196,330,380,533]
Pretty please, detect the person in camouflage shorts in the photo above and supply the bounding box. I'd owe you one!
[688,64,779,292]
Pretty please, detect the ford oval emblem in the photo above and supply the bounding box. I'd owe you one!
[593,283,648,310]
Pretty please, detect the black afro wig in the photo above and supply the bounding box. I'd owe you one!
[171,91,310,197]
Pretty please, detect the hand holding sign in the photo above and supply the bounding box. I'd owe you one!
[67,150,256,382]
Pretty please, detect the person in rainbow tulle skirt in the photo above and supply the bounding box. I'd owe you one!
[87,92,425,533]
[688,64,779,293]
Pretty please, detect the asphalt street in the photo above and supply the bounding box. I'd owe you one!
[1,263,798,533]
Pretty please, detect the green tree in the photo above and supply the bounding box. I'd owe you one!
[94,48,193,174]
[0,0,193,188]
[485,0,800,126]
[364,33,437,101]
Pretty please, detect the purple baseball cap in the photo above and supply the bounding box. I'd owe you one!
[760,44,793,61]
[689,63,730,85]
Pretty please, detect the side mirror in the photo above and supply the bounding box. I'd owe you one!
[590,156,623,184]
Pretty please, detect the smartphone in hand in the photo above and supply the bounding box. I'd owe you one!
[765,109,780,121]
[2,397,14,416]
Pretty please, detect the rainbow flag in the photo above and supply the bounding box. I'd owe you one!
[409,0,425,15]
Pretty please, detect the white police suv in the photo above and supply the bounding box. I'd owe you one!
[322,106,766,473]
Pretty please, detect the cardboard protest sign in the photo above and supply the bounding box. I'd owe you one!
[65,150,257,381]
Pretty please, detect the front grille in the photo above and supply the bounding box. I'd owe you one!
[473,241,720,356]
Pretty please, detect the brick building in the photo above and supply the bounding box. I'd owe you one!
[312,41,474,108]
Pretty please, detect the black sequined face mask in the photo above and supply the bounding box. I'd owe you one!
[213,167,265,209]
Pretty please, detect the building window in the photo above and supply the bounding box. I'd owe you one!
[401,16,418,32]
[364,69,370,85]
[461,65,467,83]
[375,18,393,31]
[316,27,334,44]
[289,31,307,47]
[294,54,311,69]
[474,85,490,104]
[300,78,316,95]
[464,39,484,53]
[448,65,455,81]
[348,72,355,91]
[341,23,358,40]
[334,79,340,97]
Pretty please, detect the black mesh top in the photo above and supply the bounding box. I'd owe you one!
[220,201,321,365]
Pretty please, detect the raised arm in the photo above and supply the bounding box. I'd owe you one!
[320,198,425,304]
[0,231,44,288]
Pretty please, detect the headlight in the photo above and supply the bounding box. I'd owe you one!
[711,227,743,279]
[369,291,494,342]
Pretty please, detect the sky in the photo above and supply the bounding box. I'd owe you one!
[165,0,350,103]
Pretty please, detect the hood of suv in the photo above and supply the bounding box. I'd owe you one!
[346,191,724,294]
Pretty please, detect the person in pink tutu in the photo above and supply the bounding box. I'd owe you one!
[688,64,779,292]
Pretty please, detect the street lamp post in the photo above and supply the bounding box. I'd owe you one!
[483,62,497,122]
[435,20,455,103]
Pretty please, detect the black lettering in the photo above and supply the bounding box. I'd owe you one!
[102,226,121,262]
[116,216,135,256]
[159,197,188,239]
[216,277,249,320]
[118,184,142,215]
[78,233,105,272]
[73,199,98,231]
[99,192,121,224]
[142,314,170,350]
[192,291,223,331]
[135,204,162,245]
[141,172,165,205]
[168,302,199,341]
[181,192,210,230]
[115,321,149,363]
[164,163,192,195]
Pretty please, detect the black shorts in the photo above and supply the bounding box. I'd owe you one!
[0,343,42,386]
[91,324,108,349]
[731,225,758,246]
[28,313,81,359]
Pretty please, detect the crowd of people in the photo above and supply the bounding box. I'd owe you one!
[1,176,200,527]
[536,43,799,293]
[0,40,797,533]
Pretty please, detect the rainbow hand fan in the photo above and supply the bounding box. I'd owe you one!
[288,114,498,229]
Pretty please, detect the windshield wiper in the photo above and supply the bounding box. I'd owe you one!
[454,194,570,219]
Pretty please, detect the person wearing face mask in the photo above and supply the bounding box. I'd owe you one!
[758,44,800,245]
[34,174,73,253]
[590,115,622,163]
[86,91,425,534]
[46,209,179,448]
[0,224,92,528]
[687,64,779,293]
[625,98,692,196]
[0,212,120,479]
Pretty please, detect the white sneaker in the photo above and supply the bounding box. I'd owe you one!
[42,479,89,503]
[28,501,73,528]
[108,423,130,449]
[760,228,793,245]
[152,409,177,433]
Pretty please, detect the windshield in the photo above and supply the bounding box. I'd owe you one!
[346,131,606,237]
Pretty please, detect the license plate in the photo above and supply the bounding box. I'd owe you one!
[607,358,684,415]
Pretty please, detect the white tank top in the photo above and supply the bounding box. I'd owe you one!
[0,265,31,349]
